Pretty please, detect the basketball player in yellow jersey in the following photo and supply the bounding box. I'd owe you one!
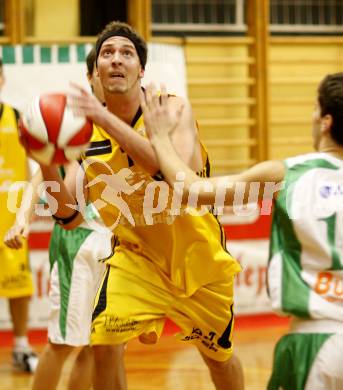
[35,22,243,390]
[0,58,38,372]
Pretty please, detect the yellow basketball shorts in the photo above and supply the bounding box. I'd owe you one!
[91,263,236,362]
[0,244,34,298]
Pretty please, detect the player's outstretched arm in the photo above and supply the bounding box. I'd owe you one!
[4,169,42,249]
[38,161,86,230]
[141,83,203,172]
[142,84,286,206]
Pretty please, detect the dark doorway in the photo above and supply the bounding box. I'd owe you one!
[80,0,127,36]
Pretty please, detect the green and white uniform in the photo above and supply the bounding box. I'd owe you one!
[267,152,343,390]
[48,204,113,346]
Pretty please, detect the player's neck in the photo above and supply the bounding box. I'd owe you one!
[105,87,141,125]
[319,137,343,160]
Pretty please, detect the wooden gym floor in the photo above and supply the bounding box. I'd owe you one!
[0,318,287,390]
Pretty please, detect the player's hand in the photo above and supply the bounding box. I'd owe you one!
[140,83,184,141]
[4,222,29,249]
[68,82,109,127]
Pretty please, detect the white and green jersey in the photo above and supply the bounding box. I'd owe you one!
[268,152,343,322]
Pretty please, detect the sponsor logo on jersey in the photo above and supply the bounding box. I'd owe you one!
[319,183,343,199]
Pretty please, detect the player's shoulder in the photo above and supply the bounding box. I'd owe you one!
[285,152,342,169]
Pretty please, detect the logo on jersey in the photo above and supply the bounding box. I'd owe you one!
[319,184,343,199]
[315,182,343,216]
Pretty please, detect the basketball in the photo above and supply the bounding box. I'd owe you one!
[19,93,93,164]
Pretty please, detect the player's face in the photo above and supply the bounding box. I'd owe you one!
[97,36,144,95]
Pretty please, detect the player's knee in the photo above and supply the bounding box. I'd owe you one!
[206,357,230,373]
[93,344,125,364]
[76,346,93,362]
[203,352,241,375]
[48,342,74,359]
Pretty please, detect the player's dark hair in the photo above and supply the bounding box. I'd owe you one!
[318,72,343,146]
[95,21,147,69]
[86,47,96,76]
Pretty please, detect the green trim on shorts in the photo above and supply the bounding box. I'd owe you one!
[49,224,93,339]
[267,333,332,390]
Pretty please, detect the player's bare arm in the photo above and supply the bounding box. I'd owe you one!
[142,83,200,172]
[143,84,286,205]
[61,161,88,229]
[4,169,42,249]
[165,96,200,171]
[219,160,286,205]
[39,161,86,230]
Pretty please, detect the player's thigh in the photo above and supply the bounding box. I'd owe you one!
[91,264,170,345]
[63,237,108,345]
[267,333,332,390]
[48,232,107,346]
[72,229,111,295]
[305,334,343,390]
[169,275,236,362]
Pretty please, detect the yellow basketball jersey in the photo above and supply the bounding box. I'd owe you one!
[82,116,241,296]
[0,103,27,245]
